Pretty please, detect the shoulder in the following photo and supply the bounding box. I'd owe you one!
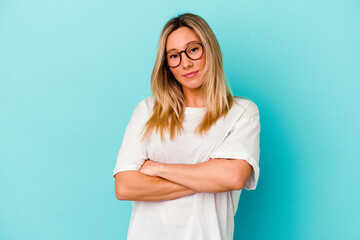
[134,96,155,113]
[234,97,259,111]
[129,96,155,127]
[233,97,259,119]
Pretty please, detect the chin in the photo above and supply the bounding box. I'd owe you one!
[182,83,204,91]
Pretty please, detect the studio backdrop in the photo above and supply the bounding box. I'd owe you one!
[0,0,359,239]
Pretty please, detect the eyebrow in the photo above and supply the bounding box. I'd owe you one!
[166,41,199,53]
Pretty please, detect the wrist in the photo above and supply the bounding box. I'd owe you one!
[156,163,167,177]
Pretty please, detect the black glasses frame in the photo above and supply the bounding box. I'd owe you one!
[166,43,204,68]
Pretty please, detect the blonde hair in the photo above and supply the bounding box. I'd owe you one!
[142,13,234,140]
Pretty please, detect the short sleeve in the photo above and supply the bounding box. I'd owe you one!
[210,100,260,190]
[113,100,150,177]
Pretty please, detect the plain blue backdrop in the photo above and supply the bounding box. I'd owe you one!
[1,0,359,239]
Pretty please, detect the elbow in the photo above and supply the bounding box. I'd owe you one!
[114,173,131,200]
[115,184,131,200]
[229,170,249,191]
[230,160,253,190]
[115,192,122,200]
[231,178,246,191]
[115,184,124,200]
[115,187,124,200]
[115,193,127,201]
[114,171,143,201]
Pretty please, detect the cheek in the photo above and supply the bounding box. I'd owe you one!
[197,54,206,69]
[201,59,206,68]
[202,54,206,68]
[170,69,181,79]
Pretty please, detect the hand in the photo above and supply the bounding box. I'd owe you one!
[140,160,162,177]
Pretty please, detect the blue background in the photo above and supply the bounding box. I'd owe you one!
[1,0,359,239]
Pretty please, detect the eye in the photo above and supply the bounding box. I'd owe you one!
[189,47,199,53]
[168,53,178,59]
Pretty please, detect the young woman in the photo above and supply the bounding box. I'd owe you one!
[113,13,260,240]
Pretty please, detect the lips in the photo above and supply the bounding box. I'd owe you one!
[183,71,198,78]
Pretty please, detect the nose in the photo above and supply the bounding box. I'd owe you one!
[180,52,193,68]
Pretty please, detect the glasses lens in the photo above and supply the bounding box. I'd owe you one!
[186,43,203,60]
[167,52,180,67]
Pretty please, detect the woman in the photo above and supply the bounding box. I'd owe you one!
[113,13,260,240]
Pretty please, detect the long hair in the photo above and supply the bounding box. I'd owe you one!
[142,13,234,140]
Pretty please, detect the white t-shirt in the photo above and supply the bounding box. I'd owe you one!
[113,96,260,240]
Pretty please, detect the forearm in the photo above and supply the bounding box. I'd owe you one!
[114,170,196,201]
[150,159,252,193]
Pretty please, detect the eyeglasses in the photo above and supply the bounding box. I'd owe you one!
[166,43,204,68]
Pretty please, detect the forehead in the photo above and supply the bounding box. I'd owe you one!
[166,27,201,51]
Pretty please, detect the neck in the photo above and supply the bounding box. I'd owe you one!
[183,88,204,108]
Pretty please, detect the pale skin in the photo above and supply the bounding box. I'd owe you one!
[115,27,253,201]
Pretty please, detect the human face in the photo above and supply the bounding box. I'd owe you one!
[166,27,206,95]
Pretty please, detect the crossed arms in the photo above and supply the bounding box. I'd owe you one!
[114,158,253,201]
